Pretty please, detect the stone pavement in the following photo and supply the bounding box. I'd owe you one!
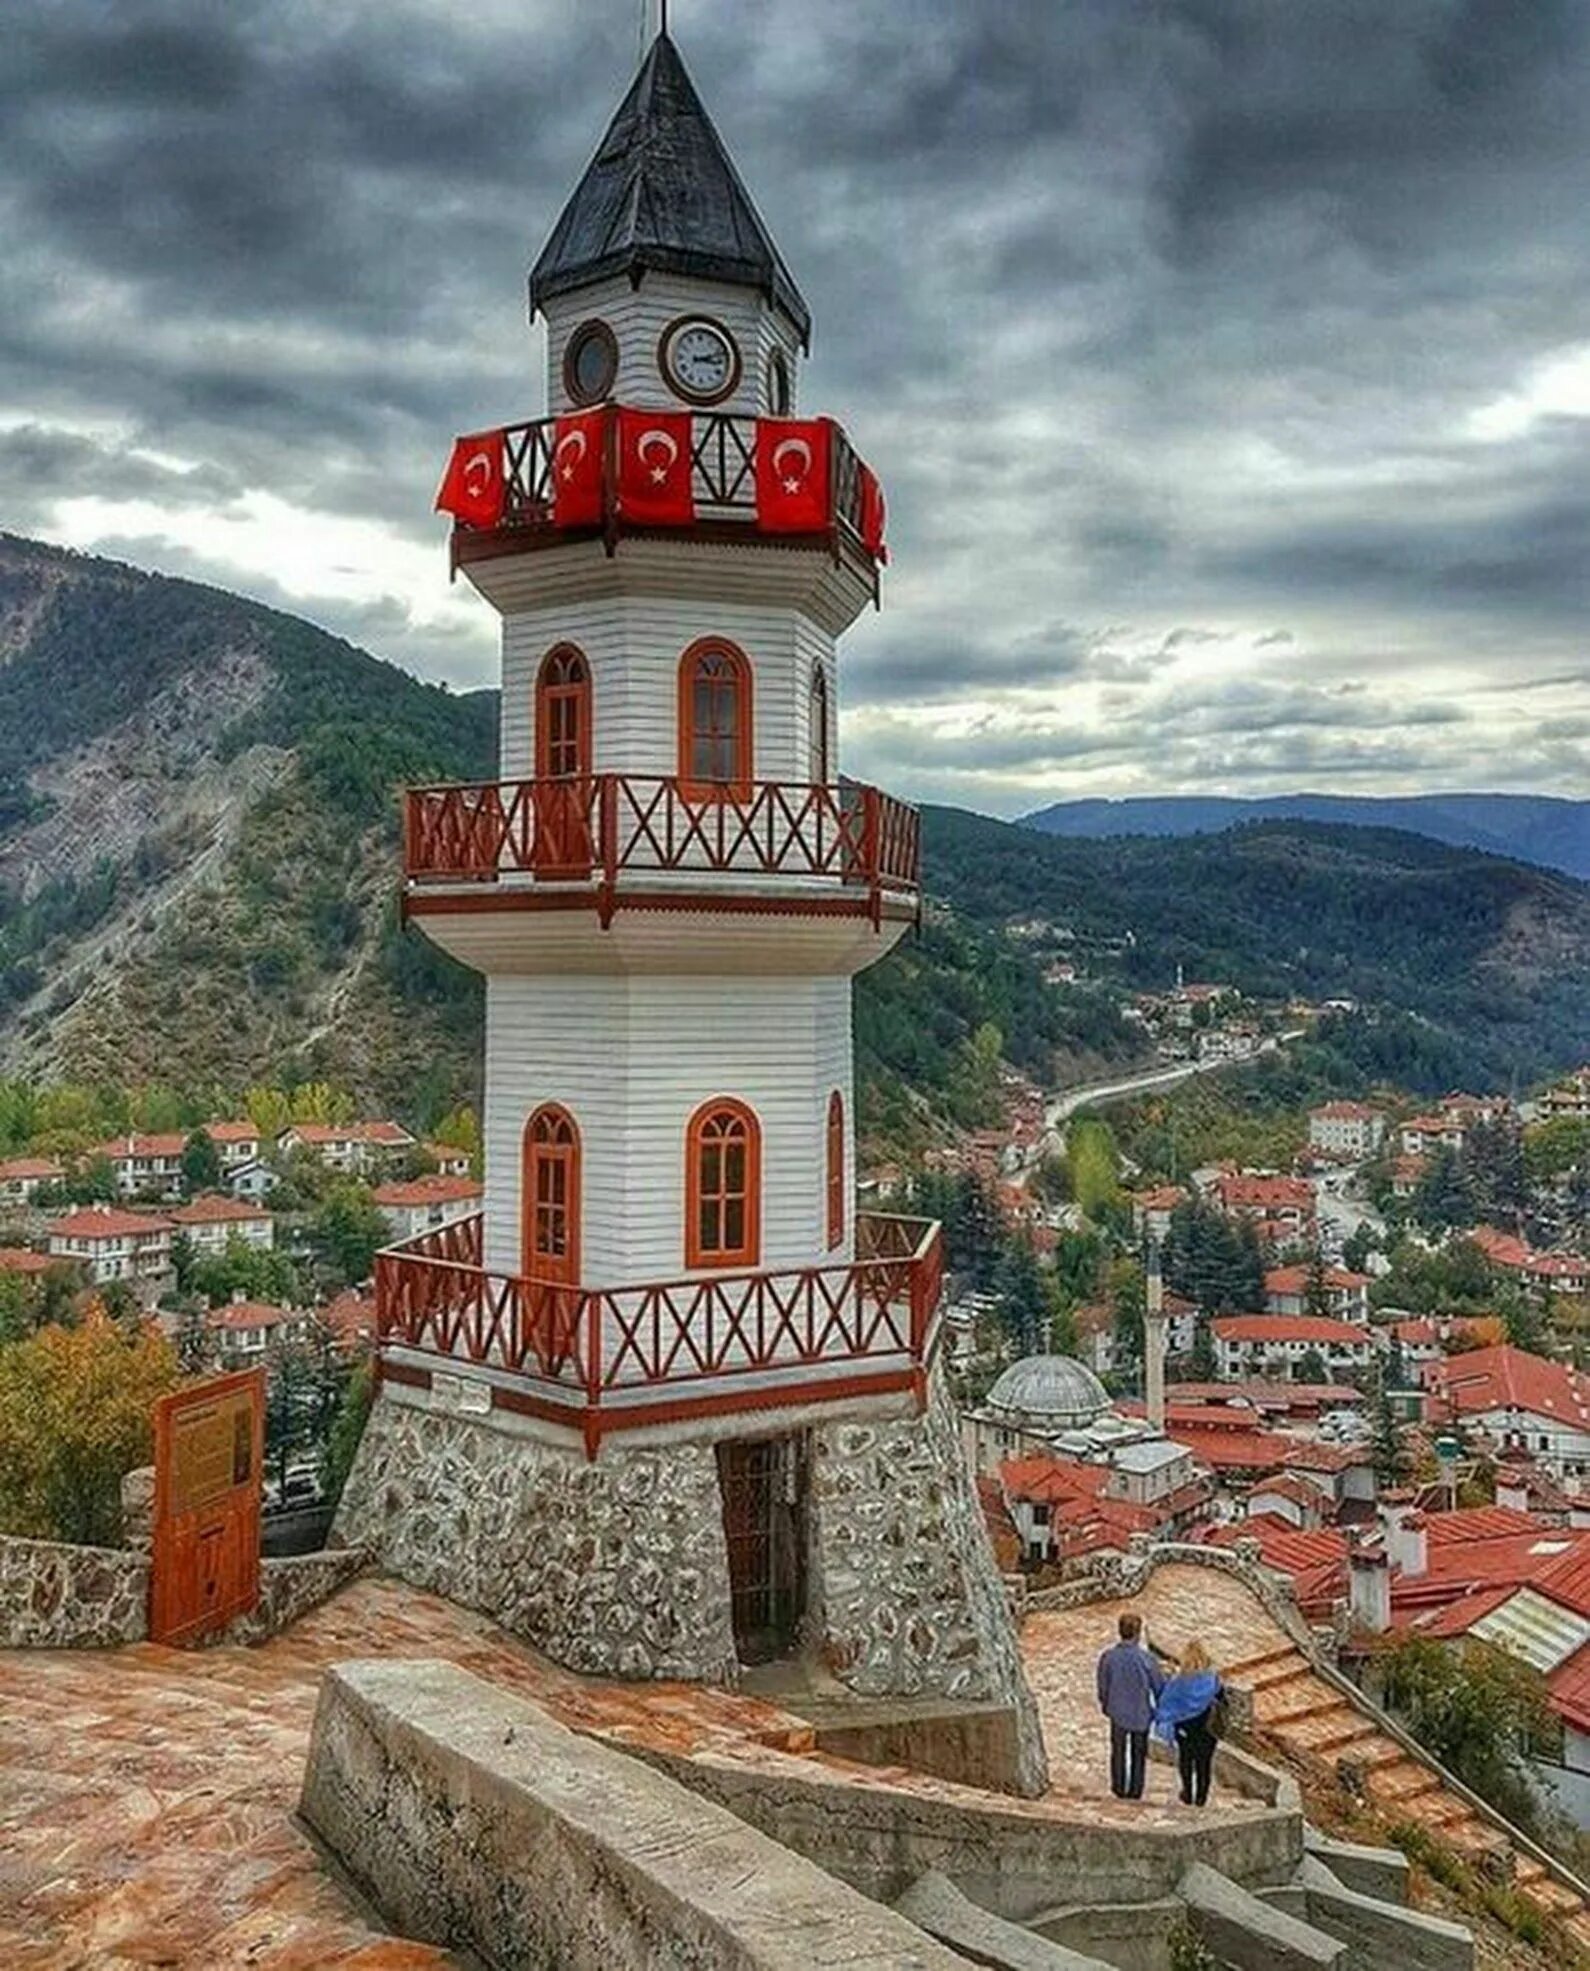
[1,1570,1275,1966]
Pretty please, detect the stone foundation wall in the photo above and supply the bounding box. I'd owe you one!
[332,1392,739,1682]
[0,1534,148,1647]
[214,1548,369,1647]
[809,1371,1051,1797]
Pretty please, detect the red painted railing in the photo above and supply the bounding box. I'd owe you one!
[404,774,920,899]
[374,1211,943,1453]
[474,408,877,561]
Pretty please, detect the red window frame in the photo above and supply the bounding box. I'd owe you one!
[825,1089,844,1250]
[686,1097,760,1270]
[522,1103,580,1286]
[678,638,753,801]
[535,643,592,781]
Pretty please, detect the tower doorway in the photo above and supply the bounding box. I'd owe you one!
[716,1434,808,1665]
[533,645,593,877]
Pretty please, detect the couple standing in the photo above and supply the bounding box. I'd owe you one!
[1095,1612,1223,1805]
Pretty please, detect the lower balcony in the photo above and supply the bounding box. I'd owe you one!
[373,1211,944,1455]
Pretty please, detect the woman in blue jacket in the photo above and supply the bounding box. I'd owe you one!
[1154,1640,1223,1806]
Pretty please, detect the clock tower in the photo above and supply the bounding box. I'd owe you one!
[334,31,1047,1796]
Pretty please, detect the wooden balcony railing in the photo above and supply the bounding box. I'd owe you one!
[476,408,878,564]
[374,1211,943,1455]
[404,774,920,907]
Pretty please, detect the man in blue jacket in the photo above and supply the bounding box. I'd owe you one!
[1096,1611,1163,1800]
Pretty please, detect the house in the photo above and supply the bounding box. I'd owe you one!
[206,1296,309,1365]
[370,1173,483,1243]
[1540,1067,1590,1122]
[205,1121,263,1170]
[167,1193,275,1257]
[997,1445,1208,1565]
[424,1142,472,1179]
[1263,1264,1371,1323]
[1470,1226,1589,1298]
[1132,1185,1187,1244]
[0,1246,52,1278]
[1308,1102,1386,1161]
[44,1205,174,1287]
[1425,1344,1590,1478]
[87,1134,188,1200]
[1389,1154,1427,1199]
[1205,1171,1316,1235]
[319,1289,379,1354]
[278,1120,416,1175]
[1387,1316,1444,1369]
[1247,1473,1329,1530]
[0,1157,63,1207]
[1212,1313,1373,1381]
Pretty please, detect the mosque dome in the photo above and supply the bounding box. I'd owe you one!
[985,1354,1111,1431]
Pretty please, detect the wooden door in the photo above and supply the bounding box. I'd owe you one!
[716,1435,808,1665]
[534,646,593,878]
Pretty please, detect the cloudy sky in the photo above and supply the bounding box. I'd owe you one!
[4,0,1589,815]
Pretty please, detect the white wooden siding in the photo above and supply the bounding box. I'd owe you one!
[500,594,838,788]
[483,975,853,1284]
[542,272,802,420]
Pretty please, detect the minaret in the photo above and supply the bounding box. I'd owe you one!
[1144,1238,1168,1432]
[334,31,1047,1795]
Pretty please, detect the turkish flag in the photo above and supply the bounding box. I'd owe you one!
[434,430,504,529]
[755,417,830,534]
[858,462,888,563]
[551,409,606,528]
[616,408,695,526]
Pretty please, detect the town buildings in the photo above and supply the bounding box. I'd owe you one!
[1307,1100,1386,1160]
[43,1204,174,1289]
[370,1174,483,1243]
[0,1156,63,1207]
[278,1121,416,1175]
[1212,1313,1372,1381]
[168,1194,275,1257]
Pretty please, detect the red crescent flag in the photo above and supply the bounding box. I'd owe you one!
[434,430,504,529]
[616,408,695,525]
[755,417,831,534]
[551,409,606,528]
[858,462,888,563]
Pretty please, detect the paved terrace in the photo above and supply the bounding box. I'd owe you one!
[0,1574,1269,1966]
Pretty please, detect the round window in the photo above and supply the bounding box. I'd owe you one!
[564,320,618,406]
[767,348,791,416]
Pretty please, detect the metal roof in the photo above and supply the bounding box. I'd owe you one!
[529,34,811,346]
[1470,1586,1590,1674]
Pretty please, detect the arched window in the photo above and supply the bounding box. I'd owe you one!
[535,644,591,781]
[522,1104,580,1285]
[825,1090,844,1250]
[809,665,829,787]
[678,639,752,799]
[686,1098,760,1270]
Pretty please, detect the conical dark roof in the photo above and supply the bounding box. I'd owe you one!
[529,34,811,347]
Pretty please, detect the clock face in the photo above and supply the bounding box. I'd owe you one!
[661,317,740,404]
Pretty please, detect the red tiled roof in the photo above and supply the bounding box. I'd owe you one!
[1425,1505,1540,1547]
[0,1157,62,1182]
[1249,1474,1326,1512]
[1135,1185,1188,1211]
[1426,1345,1590,1430]
[1170,1428,1287,1472]
[1264,1265,1370,1295]
[1312,1101,1382,1121]
[370,1175,483,1208]
[1549,1646,1590,1735]
[205,1122,260,1144]
[1279,1441,1368,1473]
[1392,1529,1586,1612]
[168,1194,271,1225]
[1391,1318,1441,1345]
[1212,1173,1314,1212]
[45,1206,174,1239]
[1530,1540,1590,1620]
[207,1300,296,1333]
[0,1247,51,1275]
[284,1121,415,1147]
[1411,1585,1517,1639]
[1212,1315,1370,1347]
[90,1134,187,1160]
[999,1455,1108,1505]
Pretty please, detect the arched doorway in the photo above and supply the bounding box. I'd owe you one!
[521,1103,581,1287]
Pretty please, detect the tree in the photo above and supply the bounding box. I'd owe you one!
[993,1241,1049,1357]
[0,1271,34,1345]
[1370,1366,1407,1486]
[1303,1247,1331,1319]
[0,1308,181,1545]
[244,1084,293,1139]
[1342,1222,1377,1274]
[1188,1317,1216,1380]
[946,1022,1004,1129]
[1379,1634,1553,1832]
[1067,1117,1123,1222]
[430,1104,481,1174]
[1110,1257,1146,1386]
[309,1184,390,1291]
[180,1128,221,1194]
[1414,1145,1471,1232]
[321,1357,374,1506]
[1296,1347,1329,1385]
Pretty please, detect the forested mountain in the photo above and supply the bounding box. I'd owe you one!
[1023,793,1590,882]
[2,534,1587,1144]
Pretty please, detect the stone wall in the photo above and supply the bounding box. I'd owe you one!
[809,1371,1051,1797]
[333,1392,739,1682]
[301,1657,976,1970]
[213,1548,368,1647]
[0,1534,148,1647]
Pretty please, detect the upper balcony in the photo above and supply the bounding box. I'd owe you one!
[374,1210,944,1456]
[402,774,920,933]
[437,406,885,601]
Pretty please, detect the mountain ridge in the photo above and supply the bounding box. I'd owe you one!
[1022,792,1590,882]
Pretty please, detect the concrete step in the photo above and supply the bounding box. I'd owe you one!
[1520,1876,1584,1919]
[1256,1683,1340,1728]
[1221,1643,1304,1682]
[1365,1762,1441,1804]
[1238,1652,1314,1692]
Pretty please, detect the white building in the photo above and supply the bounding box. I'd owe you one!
[89,1134,187,1200]
[168,1193,275,1257]
[206,1296,310,1364]
[1212,1314,1373,1381]
[371,1174,484,1244]
[1263,1264,1371,1323]
[0,1157,63,1207]
[278,1121,416,1175]
[206,1121,264,1170]
[1427,1345,1590,1479]
[1307,1101,1386,1161]
[44,1205,174,1287]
